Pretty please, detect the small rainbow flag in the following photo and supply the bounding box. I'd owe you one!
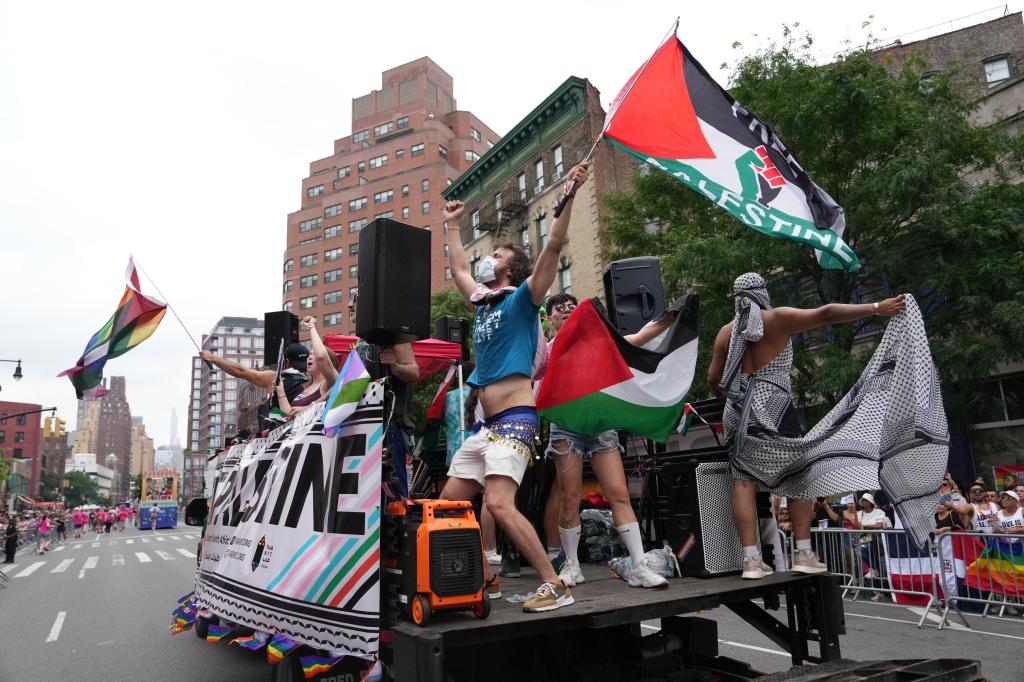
[966,537,1024,597]
[206,623,232,643]
[230,635,268,651]
[267,633,300,665]
[321,350,371,437]
[58,257,167,398]
[361,661,384,682]
[299,653,344,679]
[176,591,194,606]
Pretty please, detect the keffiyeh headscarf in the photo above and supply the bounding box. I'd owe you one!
[718,273,771,399]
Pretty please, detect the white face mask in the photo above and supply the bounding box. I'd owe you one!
[475,256,499,284]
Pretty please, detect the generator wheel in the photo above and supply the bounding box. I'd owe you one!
[194,616,209,640]
[473,591,491,619]
[411,594,431,626]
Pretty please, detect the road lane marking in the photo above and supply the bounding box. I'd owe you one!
[78,555,98,580]
[125,539,134,544]
[53,545,66,552]
[155,537,165,542]
[2,564,18,573]
[176,548,196,558]
[91,542,100,547]
[51,559,75,573]
[46,612,66,643]
[155,550,174,561]
[639,624,788,657]
[109,541,116,546]
[72,544,84,550]
[844,611,1024,641]
[135,552,151,563]
[184,534,196,539]
[167,535,179,541]
[112,553,124,566]
[15,562,46,577]
[141,538,150,543]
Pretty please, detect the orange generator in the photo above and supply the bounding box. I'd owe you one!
[383,499,490,626]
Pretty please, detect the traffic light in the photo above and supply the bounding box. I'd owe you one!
[42,416,53,438]
[55,418,65,438]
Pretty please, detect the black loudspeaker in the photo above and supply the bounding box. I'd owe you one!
[434,315,470,360]
[356,218,431,345]
[264,311,299,367]
[603,256,666,335]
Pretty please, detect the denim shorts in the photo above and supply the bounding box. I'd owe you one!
[546,425,622,460]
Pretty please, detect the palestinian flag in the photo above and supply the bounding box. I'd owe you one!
[679,402,722,436]
[602,24,859,271]
[536,296,698,442]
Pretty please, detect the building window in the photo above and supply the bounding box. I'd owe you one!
[349,243,360,255]
[324,204,343,217]
[324,268,342,283]
[465,150,479,162]
[471,210,481,239]
[517,173,527,201]
[323,290,344,305]
[369,154,388,169]
[298,237,320,246]
[349,196,368,211]
[984,56,1011,84]
[300,254,318,268]
[349,265,358,279]
[411,143,425,157]
[356,160,366,173]
[12,448,21,458]
[397,116,409,130]
[307,185,324,198]
[552,145,564,178]
[536,216,548,249]
[349,218,368,232]
[299,296,316,310]
[299,217,322,232]
[283,280,293,293]
[374,121,394,137]
[338,166,351,178]
[283,301,293,312]
[559,264,572,295]
[284,259,294,272]
[14,432,25,443]
[470,127,480,141]
[438,145,448,159]
[325,225,342,239]
[402,206,410,219]
[395,148,404,159]
[373,189,394,204]
[323,312,342,327]
[300,274,317,288]
[534,159,544,192]
[421,201,430,214]
[445,266,452,280]
[421,179,430,192]
[353,130,369,143]
[401,184,409,197]
[325,248,343,262]
[375,210,394,219]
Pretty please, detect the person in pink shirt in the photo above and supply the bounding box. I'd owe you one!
[36,515,51,554]
[117,507,127,531]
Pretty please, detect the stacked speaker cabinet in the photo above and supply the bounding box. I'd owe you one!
[356,218,431,345]
[263,311,299,367]
[602,256,666,335]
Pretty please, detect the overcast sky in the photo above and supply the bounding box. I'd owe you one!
[0,0,1011,447]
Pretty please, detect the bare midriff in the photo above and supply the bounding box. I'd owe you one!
[477,374,535,419]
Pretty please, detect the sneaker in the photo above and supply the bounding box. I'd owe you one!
[500,555,521,578]
[485,575,501,600]
[741,557,774,580]
[522,581,574,613]
[629,557,669,589]
[557,558,585,587]
[792,550,828,574]
[484,549,503,566]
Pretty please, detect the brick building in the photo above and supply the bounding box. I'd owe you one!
[281,57,498,333]
[182,450,208,501]
[40,415,68,497]
[130,417,155,477]
[0,400,43,498]
[443,77,637,302]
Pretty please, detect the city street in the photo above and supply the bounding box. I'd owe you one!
[2,526,1023,681]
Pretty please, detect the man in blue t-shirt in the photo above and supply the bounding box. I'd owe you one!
[440,162,589,614]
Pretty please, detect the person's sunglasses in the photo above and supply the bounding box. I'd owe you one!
[554,303,577,314]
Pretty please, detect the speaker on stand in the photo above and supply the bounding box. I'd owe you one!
[356,218,431,346]
[263,311,299,368]
[603,256,666,335]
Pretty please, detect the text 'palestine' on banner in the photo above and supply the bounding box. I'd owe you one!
[602,27,860,272]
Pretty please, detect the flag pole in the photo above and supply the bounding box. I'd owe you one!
[134,260,213,369]
[553,17,680,219]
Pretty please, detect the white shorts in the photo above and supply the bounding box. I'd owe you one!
[447,427,531,488]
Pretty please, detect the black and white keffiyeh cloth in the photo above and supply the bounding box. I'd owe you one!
[719,273,948,549]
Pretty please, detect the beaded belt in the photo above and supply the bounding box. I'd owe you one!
[483,407,539,458]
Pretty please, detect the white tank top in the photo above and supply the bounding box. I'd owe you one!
[996,508,1024,540]
[972,502,1000,533]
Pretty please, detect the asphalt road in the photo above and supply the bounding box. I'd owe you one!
[1,528,1022,681]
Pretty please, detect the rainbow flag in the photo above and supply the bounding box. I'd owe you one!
[321,351,371,437]
[299,653,344,679]
[965,537,1024,597]
[361,661,384,682]
[58,257,167,398]
[206,623,232,643]
[267,633,300,665]
[230,634,268,651]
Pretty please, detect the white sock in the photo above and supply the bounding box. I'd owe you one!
[796,538,812,553]
[616,522,646,566]
[742,545,761,560]
[559,525,581,565]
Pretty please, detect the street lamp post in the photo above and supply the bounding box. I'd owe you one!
[0,359,23,392]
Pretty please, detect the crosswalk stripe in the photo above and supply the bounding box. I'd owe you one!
[167,535,179,541]
[176,548,196,558]
[135,552,151,563]
[15,562,46,577]
[72,544,84,550]
[155,550,174,561]
[2,564,18,573]
[125,539,134,544]
[91,542,100,548]
[109,541,116,546]
[53,545,66,552]
[51,559,75,573]
[141,538,150,543]
[113,553,124,566]
[184,534,197,540]
[82,556,98,570]
[155,537,165,542]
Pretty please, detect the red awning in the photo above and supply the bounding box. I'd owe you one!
[322,334,462,381]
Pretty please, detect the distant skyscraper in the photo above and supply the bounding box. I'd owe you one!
[169,407,180,448]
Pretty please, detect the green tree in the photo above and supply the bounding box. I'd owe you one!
[411,287,474,429]
[64,470,100,508]
[40,471,61,502]
[603,30,1024,424]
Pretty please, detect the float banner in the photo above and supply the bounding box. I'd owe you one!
[193,382,383,659]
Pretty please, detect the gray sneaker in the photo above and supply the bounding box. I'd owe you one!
[741,557,774,580]
[792,550,828,574]
[628,557,669,588]
[557,557,585,587]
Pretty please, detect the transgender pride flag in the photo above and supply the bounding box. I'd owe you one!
[321,350,371,437]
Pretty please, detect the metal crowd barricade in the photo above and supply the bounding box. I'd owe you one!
[935,529,1024,630]
[808,528,940,627]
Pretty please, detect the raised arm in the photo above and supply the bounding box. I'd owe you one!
[527,162,589,305]
[771,295,906,336]
[380,343,420,383]
[442,200,478,307]
[623,314,673,348]
[302,316,339,384]
[199,350,275,391]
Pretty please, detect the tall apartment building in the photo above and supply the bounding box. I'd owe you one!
[130,416,155,477]
[443,77,637,302]
[71,377,133,500]
[282,58,498,334]
[0,400,43,498]
[182,450,208,501]
[187,317,265,453]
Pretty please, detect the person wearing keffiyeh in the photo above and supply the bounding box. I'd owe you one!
[707,272,914,579]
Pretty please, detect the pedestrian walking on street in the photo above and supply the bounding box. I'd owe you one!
[4,517,18,563]
[36,514,51,553]
[56,514,67,543]
[103,509,113,534]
